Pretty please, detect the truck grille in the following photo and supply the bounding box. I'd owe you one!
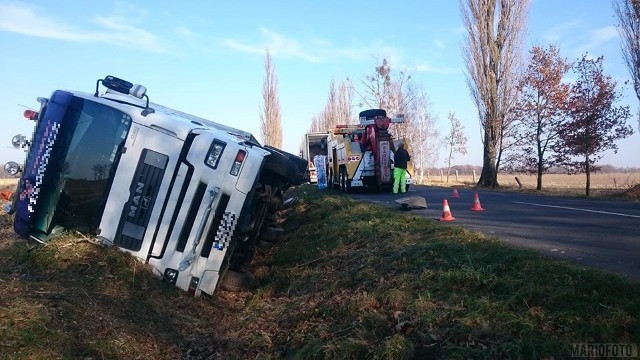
[176,182,207,252]
[114,149,168,251]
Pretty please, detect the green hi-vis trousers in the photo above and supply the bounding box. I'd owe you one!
[393,167,407,193]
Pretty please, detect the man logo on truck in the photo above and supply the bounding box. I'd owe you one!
[128,182,145,218]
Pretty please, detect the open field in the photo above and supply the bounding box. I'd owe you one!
[415,172,640,196]
[4,172,640,193]
[0,179,18,187]
[3,172,640,202]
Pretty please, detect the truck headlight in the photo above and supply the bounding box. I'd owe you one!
[11,134,27,149]
[163,268,178,285]
[3,161,21,176]
[205,140,226,169]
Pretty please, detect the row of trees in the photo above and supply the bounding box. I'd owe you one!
[308,80,355,132]
[461,0,635,195]
[260,0,638,196]
[505,48,633,194]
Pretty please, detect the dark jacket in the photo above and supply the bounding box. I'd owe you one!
[394,147,410,169]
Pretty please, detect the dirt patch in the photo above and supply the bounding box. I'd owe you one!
[0,212,19,251]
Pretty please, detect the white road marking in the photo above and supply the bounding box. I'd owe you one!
[513,201,640,219]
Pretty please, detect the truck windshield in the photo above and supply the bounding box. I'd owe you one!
[32,97,131,239]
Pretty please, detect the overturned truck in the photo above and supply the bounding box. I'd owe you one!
[2,76,306,296]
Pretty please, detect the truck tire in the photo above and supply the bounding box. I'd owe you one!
[340,167,351,193]
[359,109,387,120]
[219,269,255,292]
[261,225,285,242]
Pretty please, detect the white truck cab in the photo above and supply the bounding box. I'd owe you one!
[4,76,305,296]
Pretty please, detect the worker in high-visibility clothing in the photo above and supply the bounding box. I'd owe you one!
[392,142,411,194]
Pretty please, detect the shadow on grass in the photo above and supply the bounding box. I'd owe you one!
[0,233,256,359]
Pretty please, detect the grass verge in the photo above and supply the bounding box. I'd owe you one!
[0,185,638,359]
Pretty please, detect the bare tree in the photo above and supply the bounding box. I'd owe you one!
[356,57,417,118]
[614,0,640,130]
[444,112,469,183]
[554,55,634,196]
[323,80,339,129]
[337,80,355,125]
[309,115,321,132]
[309,79,354,133]
[353,57,418,147]
[259,49,283,148]
[461,0,530,187]
[406,88,440,183]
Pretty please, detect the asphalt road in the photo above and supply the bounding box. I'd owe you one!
[349,185,640,280]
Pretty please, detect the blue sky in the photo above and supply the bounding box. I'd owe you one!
[1,0,638,167]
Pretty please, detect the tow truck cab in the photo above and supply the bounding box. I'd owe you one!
[5,76,302,296]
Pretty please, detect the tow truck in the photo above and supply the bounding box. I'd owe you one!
[326,109,412,192]
[2,76,305,296]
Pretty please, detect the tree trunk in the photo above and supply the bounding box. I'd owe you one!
[537,128,543,191]
[478,133,498,188]
[447,147,453,183]
[585,155,591,197]
[536,161,543,191]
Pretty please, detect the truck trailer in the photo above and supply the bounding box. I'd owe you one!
[301,132,330,183]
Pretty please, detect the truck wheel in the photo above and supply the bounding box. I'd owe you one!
[219,269,255,292]
[331,169,339,190]
[261,225,285,242]
[341,167,351,193]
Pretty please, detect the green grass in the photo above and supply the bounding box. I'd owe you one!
[0,185,638,359]
[256,186,640,358]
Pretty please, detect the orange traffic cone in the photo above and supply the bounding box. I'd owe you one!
[452,188,460,199]
[470,193,485,211]
[440,199,455,221]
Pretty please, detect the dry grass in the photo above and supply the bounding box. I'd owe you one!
[416,172,640,197]
[0,179,18,187]
[1,185,640,359]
